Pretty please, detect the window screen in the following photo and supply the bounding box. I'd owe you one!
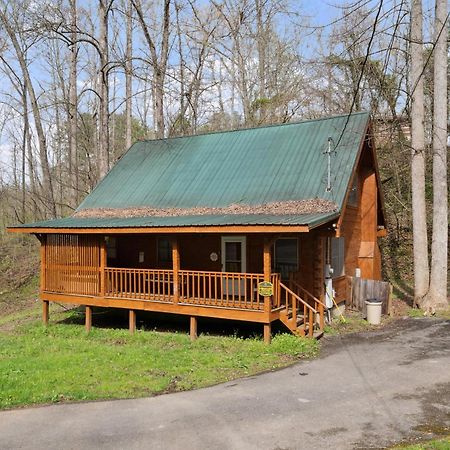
[158,238,172,263]
[331,237,345,278]
[106,237,117,259]
[274,238,298,280]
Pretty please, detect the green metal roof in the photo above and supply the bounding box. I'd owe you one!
[11,211,339,230]
[11,112,370,231]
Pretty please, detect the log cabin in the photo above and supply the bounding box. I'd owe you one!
[8,112,386,342]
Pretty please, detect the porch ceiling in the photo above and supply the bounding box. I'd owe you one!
[8,211,339,233]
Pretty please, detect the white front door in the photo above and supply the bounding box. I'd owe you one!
[221,236,246,296]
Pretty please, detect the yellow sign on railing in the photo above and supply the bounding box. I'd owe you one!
[258,281,273,297]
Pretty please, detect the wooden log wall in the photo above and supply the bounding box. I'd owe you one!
[44,234,100,296]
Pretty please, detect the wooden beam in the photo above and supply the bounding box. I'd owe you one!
[42,300,49,326]
[172,237,180,303]
[99,237,107,296]
[190,316,198,341]
[41,292,272,323]
[263,238,272,281]
[263,238,272,313]
[40,236,46,292]
[129,309,136,334]
[85,306,92,333]
[7,224,310,235]
[263,323,271,344]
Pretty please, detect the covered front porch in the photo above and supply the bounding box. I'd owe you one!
[39,232,327,342]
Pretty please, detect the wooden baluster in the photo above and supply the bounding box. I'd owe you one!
[292,293,297,323]
[318,301,324,331]
[197,273,200,303]
[138,270,141,299]
[203,272,206,305]
[208,273,211,305]
[186,272,190,300]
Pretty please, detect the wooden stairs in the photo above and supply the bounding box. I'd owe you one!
[278,282,326,339]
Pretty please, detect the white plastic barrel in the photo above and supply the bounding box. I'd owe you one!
[365,298,382,325]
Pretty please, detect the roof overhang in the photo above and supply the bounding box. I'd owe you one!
[7,211,340,235]
[8,225,309,234]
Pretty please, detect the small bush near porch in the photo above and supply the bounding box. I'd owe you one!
[0,306,318,410]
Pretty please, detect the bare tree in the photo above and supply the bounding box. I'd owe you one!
[410,0,429,306]
[125,0,133,149]
[421,0,448,312]
[131,0,171,139]
[68,0,79,205]
[0,2,57,218]
[98,0,111,178]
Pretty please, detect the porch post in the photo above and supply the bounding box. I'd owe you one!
[263,238,272,310]
[129,310,136,334]
[263,323,271,344]
[190,316,198,341]
[263,237,272,344]
[40,236,49,326]
[40,234,46,292]
[172,237,180,303]
[85,305,92,333]
[42,301,49,326]
[100,237,107,297]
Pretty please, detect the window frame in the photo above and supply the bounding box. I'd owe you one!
[157,237,173,264]
[273,237,299,280]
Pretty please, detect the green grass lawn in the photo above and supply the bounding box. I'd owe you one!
[392,436,450,449]
[0,308,319,409]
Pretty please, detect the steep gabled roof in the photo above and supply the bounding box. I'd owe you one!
[10,112,370,232]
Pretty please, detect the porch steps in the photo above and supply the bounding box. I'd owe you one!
[279,310,306,338]
[279,308,323,339]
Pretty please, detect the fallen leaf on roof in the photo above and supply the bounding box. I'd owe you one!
[74,199,338,219]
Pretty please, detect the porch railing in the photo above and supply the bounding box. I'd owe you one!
[105,268,174,302]
[103,267,280,311]
[279,281,326,336]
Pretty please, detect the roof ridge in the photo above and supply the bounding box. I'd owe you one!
[135,111,370,144]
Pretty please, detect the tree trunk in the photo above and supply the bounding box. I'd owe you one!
[131,0,170,140]
[98,0,110,179]
[125,0,133,149]
[422,0,448,312]
[256,0,266,122]
[0,10,57,218]
[69,0,79,206]
[153,71,165,139]
[410,0,429,306]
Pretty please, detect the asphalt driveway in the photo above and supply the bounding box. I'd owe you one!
[1,317,449,450]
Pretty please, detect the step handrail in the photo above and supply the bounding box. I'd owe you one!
[279,282,317,314]
[289,279,327,309]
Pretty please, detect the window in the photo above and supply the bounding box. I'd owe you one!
[158,238,172,263]
[348,175,359,206]
[224,241,242,272]
[106,236,117,259]
[331,237,345,278]
[273,238,298,280]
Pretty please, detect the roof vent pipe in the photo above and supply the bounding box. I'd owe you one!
[325,137,336,192]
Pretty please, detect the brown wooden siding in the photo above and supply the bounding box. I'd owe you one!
[44,234,100,295]
[339,142,382,280]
